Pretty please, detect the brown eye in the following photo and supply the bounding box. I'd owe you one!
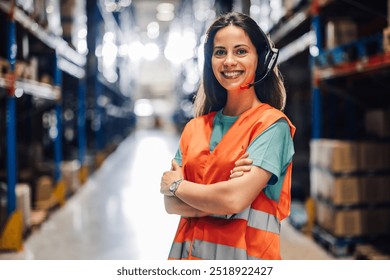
[214,49,226,57]
[236,49,247,55]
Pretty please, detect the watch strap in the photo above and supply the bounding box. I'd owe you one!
[170,178,183,196]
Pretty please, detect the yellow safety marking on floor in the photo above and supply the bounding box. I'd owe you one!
[53,179,66,207]
[95,151,107,168]
[0,210,23,251]
[79,164,89,184]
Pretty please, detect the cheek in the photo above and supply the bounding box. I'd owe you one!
[211,59,221,78]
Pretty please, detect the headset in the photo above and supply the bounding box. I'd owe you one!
[239,30,279,90]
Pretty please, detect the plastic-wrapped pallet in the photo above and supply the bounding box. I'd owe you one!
[16,183,32,234]
[61,160,81,195]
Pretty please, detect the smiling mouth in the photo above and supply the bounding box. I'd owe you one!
[222,71,244,78]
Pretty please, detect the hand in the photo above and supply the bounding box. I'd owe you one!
[160,160,183,196]
[230,152,253,179]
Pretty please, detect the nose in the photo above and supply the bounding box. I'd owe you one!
[223,54,237,66]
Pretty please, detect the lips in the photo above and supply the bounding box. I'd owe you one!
[222,71,244,78]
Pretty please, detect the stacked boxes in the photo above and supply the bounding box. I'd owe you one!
[61,160,81,195]
[15,0,61,33]
[365,109,390,138]
[310,140,390,173]
[60,0,86,48]
[315,202,390,236]
[326,19,358,49]
[16,184,32,234]
[310,139,390,237]
[311,169,390,205]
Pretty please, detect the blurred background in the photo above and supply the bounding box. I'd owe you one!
[0,0,389,260]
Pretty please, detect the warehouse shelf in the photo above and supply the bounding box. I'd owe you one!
[0,77,60,101]
[308,0,390,258]
[271,8,311,43]
[267,0,321,202]
[0,0,91,252]
[278,30,315,63]
[265,0,390,258]
[0,3,85,65]
[314,51,390,81]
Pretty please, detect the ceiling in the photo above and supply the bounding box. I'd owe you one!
[131,0,181,40]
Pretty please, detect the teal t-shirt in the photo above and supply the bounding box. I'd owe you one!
[174,109,294,202]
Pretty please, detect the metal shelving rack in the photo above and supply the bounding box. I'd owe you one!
[309,0,390,258]
[311,0,389,139]
[266,0,324,201]
[88,0,136,165]
[267,0,390,258]
[0,1,87,250]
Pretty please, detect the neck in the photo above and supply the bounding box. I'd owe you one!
[223,90,261,116]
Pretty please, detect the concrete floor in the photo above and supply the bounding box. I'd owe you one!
[0,128,334,260]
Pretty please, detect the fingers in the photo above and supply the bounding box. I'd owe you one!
[234,153,252,167]
[171,159,180,171]
[234,158,253,167]
[233,165,252,173]
[238,152,249,160]
[230,165,252,178]
[230,153,253,179]
[230,171,244,179]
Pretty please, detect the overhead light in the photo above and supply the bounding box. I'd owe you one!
[156,2,175,22]
[128,41,144,62]
[147,21,160,39]
[156,3,174,13]
[156,11,174,21]
[119,0,132,8]
[143,43,160,61]
[134,99,154,117]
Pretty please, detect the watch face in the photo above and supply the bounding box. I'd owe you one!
[169,183,176,192]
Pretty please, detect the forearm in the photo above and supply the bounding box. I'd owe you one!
[174,180,238,215]
[174,168,271,215]
[164,195,210,217]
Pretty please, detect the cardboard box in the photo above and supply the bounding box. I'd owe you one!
[34,176,53,206]
[311,167,390,205]
[61,160,81,194]
[16,183,32,233]
[310,139,359,172]
[310,139,390,173]
[326,19,358,49]
[365,109,390,138]
[316,200,390,237]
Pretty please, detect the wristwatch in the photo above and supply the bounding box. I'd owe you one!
[169,178,183,196]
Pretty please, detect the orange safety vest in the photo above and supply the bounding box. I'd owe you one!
[168,103,296,260]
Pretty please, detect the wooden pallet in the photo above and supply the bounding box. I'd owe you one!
[354,243,390,260]
[312,225,363,257]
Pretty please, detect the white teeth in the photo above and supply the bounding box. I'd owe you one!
[223,71,242,77]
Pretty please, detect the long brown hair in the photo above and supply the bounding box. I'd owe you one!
[194,12,286,117]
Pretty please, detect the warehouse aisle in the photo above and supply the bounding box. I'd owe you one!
[0,128,334,260]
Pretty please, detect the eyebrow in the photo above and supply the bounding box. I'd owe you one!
[213,44,249,49]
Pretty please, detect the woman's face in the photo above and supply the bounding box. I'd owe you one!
[211,25,258,92]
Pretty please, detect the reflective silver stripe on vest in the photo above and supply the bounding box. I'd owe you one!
[191,240,262,260]
[169,209,279,259]
[232,207,281,234]
[169,241,190,259]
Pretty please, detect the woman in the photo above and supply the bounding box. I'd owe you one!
[160,12,295,260]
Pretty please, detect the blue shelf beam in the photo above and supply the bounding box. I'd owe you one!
[311,13,323,139]
[6,6,17,216]
[78,78,87,165]
[54,55,63,182]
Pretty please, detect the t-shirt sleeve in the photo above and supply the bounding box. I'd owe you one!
[246,119,294,201]
[174,147,183,166]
